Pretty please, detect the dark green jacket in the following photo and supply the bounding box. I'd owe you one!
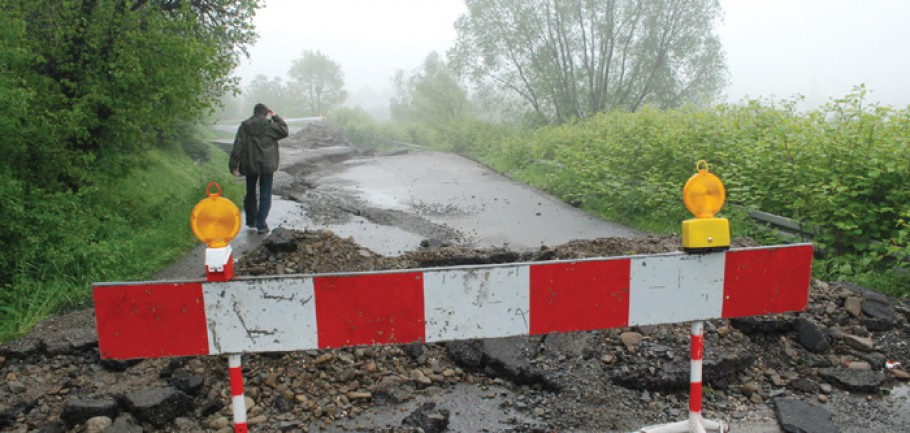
[229,114,289,175]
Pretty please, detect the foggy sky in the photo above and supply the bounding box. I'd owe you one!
[235,0,910,109]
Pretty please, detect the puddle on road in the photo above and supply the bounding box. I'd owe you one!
[239,195,424,257]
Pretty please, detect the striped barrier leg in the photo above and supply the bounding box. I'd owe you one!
[228,354,248,433]
[638,321,726,433]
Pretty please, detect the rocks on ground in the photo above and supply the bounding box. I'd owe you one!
[0,231,908,432]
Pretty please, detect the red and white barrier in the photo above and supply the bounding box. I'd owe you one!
[228,354,248,433]
[94,244,812,360]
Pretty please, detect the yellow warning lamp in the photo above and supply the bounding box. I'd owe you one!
[190,182,241,248]
[682,160,730,252]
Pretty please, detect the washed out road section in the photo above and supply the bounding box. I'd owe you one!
[281,151,640,255]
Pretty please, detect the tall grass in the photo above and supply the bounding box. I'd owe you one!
[0,141,242,341]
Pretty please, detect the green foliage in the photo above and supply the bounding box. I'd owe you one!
[0,143,243,340]
[288,50,348,116]
[450,0,727,122]
[0,0,260,193]
[0,0,261,339]
[461,87,909,294]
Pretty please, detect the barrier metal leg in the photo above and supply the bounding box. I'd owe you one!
[637,321,727,433]
[228,354,249,433]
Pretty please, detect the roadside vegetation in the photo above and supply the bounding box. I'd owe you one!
[0,1,260,340]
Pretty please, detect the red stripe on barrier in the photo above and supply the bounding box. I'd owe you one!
[229,366,244,397]
[691,334,704,361]
[234,423,248,433]
[93,282,210,359]
[529,259,631,334]
[315,272,425,348]
[689,382,702,412]
[722,245,813,318]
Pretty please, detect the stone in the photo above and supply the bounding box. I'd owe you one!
[619,332,643,351]
[169,370,204,395]
[98,359,139,373]
[818,368,886,393]
[60,396,119,428]
[0,338,43,358]
[402,343,424,361]
[446,340,484,368]
[847,361,871,370]
[730,317,795,334]
[42,328,98,355]
[891,369,910,380]
[199,399,223,417]
[789,378,820,393]
[741,381,761,397]
[124,387,193,427]
[264,228,298,252]
[773,398,840,433]
[401,402,450,433]
[0,404,17,429]
[613,350,755,391]
[842,334,875,352]
[797,319,829,354]
[481,337,557,390]
[862,297,896,322]
[7,381,25,394]
[247,415,268,425]
[844,297,863,317]
[208,416,230,429]
[543,332,596,358]
[346,391,372,400]
[36,420,66,433]
[106,414,143,433]
[861,317,893,332]
[84,416,112,433]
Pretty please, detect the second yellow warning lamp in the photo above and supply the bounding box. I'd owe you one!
[190,182,241,281]
[682,161,730,252]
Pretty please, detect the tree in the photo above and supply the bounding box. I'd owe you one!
[390,52,469,125]
[288,50,348,116]
[449,0,728,122]
[244,74,301,116]
[0,0,262,192]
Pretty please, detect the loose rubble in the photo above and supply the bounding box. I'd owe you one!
[284,123,350,148]
[0,231,908,432]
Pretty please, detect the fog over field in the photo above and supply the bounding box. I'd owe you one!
[235,0,910,110]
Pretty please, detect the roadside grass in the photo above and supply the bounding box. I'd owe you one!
[198,123,236,141]
[0,141,242,341]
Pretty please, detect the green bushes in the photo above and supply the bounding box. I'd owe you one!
[0,143,242,340]
[470,89,909,292]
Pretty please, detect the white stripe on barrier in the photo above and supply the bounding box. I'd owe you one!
[628,253,725,326]
[232,395,247,423]
[423,265,530,342]
[690,360,703,383]
[204,278,318,354]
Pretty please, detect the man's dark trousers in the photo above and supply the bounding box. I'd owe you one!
[244,173,273,230]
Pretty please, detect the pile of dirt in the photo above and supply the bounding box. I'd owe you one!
[1,231,908,433]
[285,123,350,148]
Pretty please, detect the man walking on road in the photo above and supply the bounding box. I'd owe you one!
[230,103,289,234]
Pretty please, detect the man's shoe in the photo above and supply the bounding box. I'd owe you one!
[257,226,269,234]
